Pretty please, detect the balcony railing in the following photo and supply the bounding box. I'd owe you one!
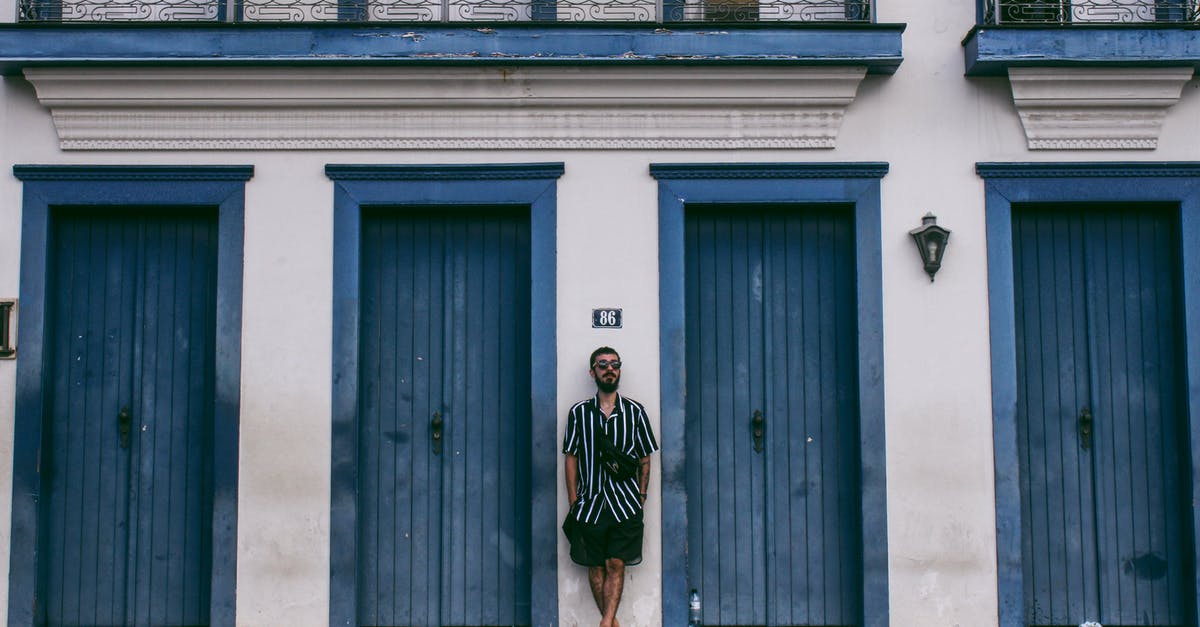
[984,0,1200,23]
[18,0,872,22]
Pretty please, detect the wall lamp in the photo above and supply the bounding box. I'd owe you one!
[909,213,950,282]
[0,299,15,359]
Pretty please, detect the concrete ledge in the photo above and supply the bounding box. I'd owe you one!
[1007,66,1193,150]
[24,65,870,150]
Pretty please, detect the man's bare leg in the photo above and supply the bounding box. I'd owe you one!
[599,558,625,627]
[588,567,605,614]
[589,565,622,627]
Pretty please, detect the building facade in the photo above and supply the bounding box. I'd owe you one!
[1,0,1199,626]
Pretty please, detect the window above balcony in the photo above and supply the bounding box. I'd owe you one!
[964,0,1200,75]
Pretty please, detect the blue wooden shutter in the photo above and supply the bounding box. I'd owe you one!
[357,207,531,627]
[41,208,217,627]
[1013,204,1191,627]
[685,205,862,626]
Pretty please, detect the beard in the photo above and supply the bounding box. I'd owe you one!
[596,373,620,393]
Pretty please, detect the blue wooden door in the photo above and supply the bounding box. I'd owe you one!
[1013,204,1193,626]
[357,207,531,627]
[40,208,217,627]
[685,205,863,626]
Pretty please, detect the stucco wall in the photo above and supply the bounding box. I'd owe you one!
[2,0,1200,624]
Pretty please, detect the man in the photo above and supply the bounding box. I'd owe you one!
[562,346,659,627]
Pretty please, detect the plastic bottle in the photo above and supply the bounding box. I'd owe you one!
[687,589,701,627]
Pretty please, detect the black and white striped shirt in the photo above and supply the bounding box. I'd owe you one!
[562,393,659,523]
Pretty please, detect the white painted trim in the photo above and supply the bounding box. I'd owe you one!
[1007,67,1194,151]
[23,66,868,150]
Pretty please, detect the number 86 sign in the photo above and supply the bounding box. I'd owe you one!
[592,308,622,329]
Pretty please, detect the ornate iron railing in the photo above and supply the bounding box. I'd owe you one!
[984,0,1200,23]
[19,0,872,22]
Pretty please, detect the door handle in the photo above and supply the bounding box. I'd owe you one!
[118,406,132,449]
[1078,406,1093,451]
[431,412,444,455]
[751,410,765,453]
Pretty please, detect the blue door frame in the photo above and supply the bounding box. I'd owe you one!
[684,204,864,625]
[326,163,561,627]
[8,165,250,627]
[979,162,1200,627]
[652,162,889,627]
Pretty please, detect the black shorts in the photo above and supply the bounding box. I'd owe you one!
[568,506,644,568]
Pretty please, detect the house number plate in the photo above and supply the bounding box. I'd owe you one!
[592,308,622,329]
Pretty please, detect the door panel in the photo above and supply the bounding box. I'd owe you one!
[42,214,138,627]
[358,212,439,626]
[1014,204,1192,627]
[1013,210,1098,622]
[357,207,531,627]
[764,208,861,626]
[128,215,216,626]
[686,209,768,623]
[41,208,217,627]
[1084,210,1189,626]
[686,205,862,626]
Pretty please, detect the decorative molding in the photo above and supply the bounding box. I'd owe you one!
[1007,67,1194,151]
[325,163,565,181]
[12,164,255,181]
[650,162,890,180]
[977,162,1200,179]
[23,66,869,151]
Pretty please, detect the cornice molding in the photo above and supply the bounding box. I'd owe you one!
[1007,67,1194,151]
[976,162,1200,179]
[650,162,889,180]
[12,164,255,181]
[24,66,869,151]
[325,163,565,181]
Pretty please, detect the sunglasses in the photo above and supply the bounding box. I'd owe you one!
[593,359,622,371]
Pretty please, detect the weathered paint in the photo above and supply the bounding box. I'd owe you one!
[978,162,1200,627]
[7,166,250,627]
[964,26,1200,76]
[326,164,561,627]
[651,163,888,626]
[0,23,905,76]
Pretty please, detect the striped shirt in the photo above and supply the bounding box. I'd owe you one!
[562,393,659,523]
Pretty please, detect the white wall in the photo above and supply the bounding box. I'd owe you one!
[2,0,1200,624]
[0,76,26,624]
[554,154,663,627]
[236,157,334,625]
